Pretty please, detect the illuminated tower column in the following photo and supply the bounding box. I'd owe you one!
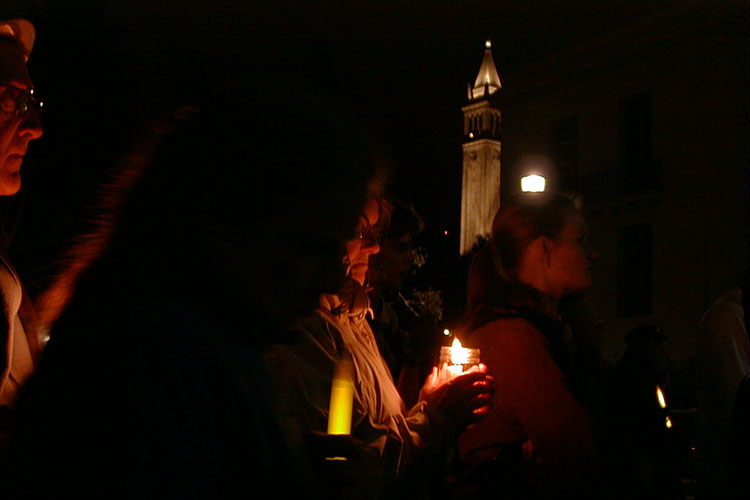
[460,40,502,255]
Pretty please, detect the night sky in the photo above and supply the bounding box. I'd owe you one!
[0,0,713,311]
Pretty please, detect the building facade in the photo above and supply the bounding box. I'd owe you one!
[491,4,748,365]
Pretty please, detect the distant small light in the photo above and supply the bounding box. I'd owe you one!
[443,329,451,336]
[485,39,492,49]
[468,132,474,138]
[444,230,449,236]
[665,416,673,429]
[656,385,667,409]
[521,175,546,192]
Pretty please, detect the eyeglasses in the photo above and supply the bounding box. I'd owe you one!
[354,223,382,246]
[0,83,43,118]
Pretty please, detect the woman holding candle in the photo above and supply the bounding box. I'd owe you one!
[265,185,494,500]
[455,191,600,499]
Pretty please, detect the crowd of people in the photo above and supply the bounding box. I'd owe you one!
[0,15,746,500]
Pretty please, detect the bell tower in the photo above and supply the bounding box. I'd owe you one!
[460,39,502,255]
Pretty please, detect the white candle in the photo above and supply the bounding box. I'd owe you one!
[446,363,464,379]
[439,337,480,381]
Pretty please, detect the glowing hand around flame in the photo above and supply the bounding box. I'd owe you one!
[420,363,494,429]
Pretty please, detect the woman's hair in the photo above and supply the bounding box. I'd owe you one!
[369,172,394,238]
[466,191,582,331]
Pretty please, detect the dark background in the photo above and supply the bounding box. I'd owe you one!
[0,0,731,322]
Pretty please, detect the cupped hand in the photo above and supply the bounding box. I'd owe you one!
[419,363,495,429]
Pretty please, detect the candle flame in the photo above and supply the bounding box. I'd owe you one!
[665,416,673,429]
[656,385,667,409]
[450,337,470,365]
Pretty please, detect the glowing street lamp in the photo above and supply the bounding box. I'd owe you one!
[521,174,546,192]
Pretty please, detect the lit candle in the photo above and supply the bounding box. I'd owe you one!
[439,337,480,382]
[327,353,354,435]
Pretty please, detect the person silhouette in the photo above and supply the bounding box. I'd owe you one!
[5,61,380,498]
[455,191,600,499]
[0,18,44,462]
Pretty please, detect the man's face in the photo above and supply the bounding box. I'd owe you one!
[345,198,381,286]
[377,233,414,290]
[0,38,42,196]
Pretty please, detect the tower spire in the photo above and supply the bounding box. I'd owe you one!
[468,39,502,101]
[460,40,503,255]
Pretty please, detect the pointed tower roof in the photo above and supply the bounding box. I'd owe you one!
[468,39,502,100]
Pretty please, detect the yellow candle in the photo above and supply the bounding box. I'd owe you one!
[327,354,354,435]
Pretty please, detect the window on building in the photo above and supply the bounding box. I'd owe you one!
[617,92,652,191]
[617,223,653,317]
[552,115,579,192]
